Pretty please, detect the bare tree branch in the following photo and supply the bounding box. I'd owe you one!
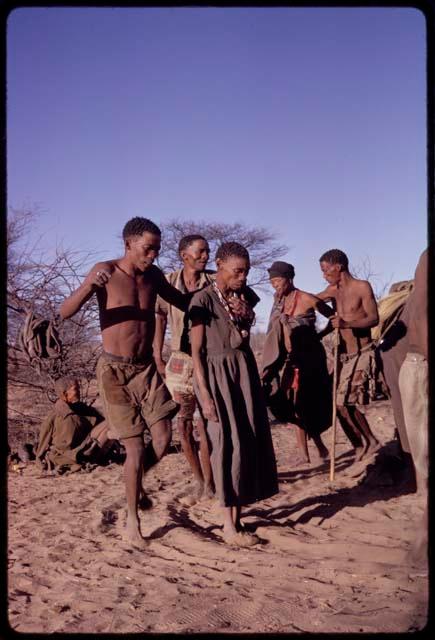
[350,255,393,300]
[157,218,288,287]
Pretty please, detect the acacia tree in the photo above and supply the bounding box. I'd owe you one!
[157,218,288,288]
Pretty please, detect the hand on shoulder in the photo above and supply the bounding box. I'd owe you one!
[85,262,114,289]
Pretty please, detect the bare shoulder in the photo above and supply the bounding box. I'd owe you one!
[94,260,116,275]
[299,290,318,305]
[353,278,375,296]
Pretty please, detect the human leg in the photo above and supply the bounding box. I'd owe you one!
[195,414,214,498]
[294,424,310,463]
[337,407,364,456]
[121,435,147,549]
[222,504,259,546]
[398,354,428,495]
[399,354,428,570]
[348,406,380,458]
[143,418,172,471]
[312,434,329,459]
[177,416,204,486]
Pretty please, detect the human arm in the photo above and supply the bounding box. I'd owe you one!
[316,321,334,340]
[190,321,218,421]
[409,249,428,358]
[316,285,337,302]
[311,295,335,319]
[153,311,168,378]
[156,270,191,311]
[59,262,112,319]
[228,293,256,325]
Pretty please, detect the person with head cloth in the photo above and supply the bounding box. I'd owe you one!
[189,242,279,547]
[261,260,335,465]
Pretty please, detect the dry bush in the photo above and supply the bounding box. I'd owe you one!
[7,207,103,442]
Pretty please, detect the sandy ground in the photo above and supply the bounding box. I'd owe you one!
[8,399,428,633]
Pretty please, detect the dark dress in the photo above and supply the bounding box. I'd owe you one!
[189,285,279,507]
[261,300,332,438]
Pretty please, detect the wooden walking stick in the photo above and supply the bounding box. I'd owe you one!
[329,327,340,482]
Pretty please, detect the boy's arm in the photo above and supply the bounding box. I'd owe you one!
[156,269,191,311]
[315,284,336,302]
[307,293,335,319]
[190,320,218,422]
[409,249,428,358]
[60,262,112,319]
[153,310,168,378]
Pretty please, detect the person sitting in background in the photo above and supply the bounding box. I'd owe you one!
[35,376,113,473]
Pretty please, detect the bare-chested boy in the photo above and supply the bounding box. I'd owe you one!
[60,217,188,548]
[317,249,380,460]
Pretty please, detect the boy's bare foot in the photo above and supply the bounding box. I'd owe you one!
[123,519,148,550]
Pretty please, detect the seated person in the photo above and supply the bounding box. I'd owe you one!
[35,376,113,472]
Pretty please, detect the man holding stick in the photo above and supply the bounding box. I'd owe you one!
[317,249,380,461]
[60,217,188,548]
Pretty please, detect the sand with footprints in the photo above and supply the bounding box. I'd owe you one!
[8,399,428,633]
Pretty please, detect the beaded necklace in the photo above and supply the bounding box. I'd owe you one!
[211,280,249,338]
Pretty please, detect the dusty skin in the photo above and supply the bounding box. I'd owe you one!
[8,400,427,633]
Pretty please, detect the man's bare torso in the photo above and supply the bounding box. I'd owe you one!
[96,260,161,359]
[321,280,374,353]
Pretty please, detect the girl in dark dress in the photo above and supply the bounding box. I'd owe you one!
[189,243,279,547]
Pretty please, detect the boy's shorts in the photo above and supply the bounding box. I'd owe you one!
[96,352,179,440]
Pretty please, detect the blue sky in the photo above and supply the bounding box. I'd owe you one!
[7,7,427,328]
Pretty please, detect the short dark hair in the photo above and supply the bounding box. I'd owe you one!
[178,234,207,254]
[122,217,161,241]
[215,242,250,262]
[319,249,349,270]
[54,376,78,398]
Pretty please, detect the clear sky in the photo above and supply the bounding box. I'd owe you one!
[7,7,427,328]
